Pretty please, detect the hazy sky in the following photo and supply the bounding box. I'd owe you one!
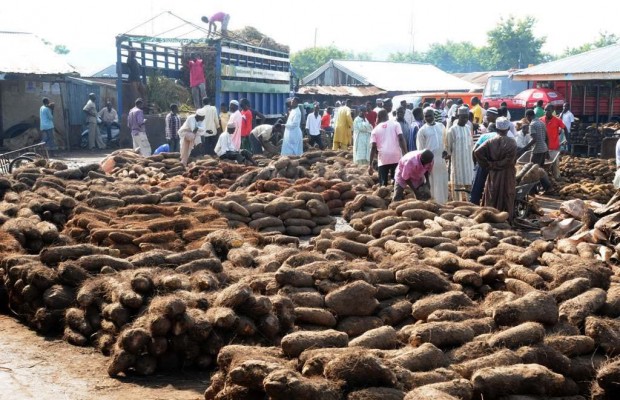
[2,0,618,75]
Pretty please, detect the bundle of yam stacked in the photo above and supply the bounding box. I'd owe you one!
[204,192,336,236]
[558,156,615,202]
[203,199,620,400]
[100,150,187,181]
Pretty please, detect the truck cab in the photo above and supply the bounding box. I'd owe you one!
[482,71,529,110]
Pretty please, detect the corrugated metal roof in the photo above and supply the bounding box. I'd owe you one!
[0,31,77,75]
[296,85,386,97]
[302,59,476,92]
[514,44,620,80]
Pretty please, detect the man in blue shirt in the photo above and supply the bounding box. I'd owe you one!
[39,98,56,152]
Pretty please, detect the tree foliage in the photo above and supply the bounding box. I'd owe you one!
[291,46,373,80]
[562,31,619,57]
[482,16,545,70]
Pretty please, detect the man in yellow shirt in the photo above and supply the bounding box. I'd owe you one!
[470,97,483,125]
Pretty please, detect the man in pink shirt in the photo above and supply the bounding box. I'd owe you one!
[368,109,408,186]
[393,149,434,201]
[189,53,206,109]
[207,12,231,36]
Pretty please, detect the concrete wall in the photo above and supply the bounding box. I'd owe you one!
[0,78,67,135]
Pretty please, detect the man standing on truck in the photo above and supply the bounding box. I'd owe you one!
[189,54,206,110]
[206,12,231,36]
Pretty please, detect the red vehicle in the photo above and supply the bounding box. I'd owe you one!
[482,71,620,122]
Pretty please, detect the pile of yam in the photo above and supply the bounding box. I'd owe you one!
[2,152,620,399]
[558,156,616,202]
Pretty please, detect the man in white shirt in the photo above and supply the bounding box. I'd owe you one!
[559,102,575,137]
[305,103,324,150]
[215,122,255,165]
[98,101,118,144]
[400,100,414,126]
[177,108,205,166]
[250,122,283,154]
[373,99,383,114]
[200,96,221,156]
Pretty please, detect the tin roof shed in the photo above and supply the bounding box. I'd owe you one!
[513,43,620,81]
[0,31,77,76]
[302,59,476,92]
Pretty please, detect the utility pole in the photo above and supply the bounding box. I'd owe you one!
[314,28,318,48]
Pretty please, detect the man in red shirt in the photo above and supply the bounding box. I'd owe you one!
[365,101,378,127]
[189,54,206,109]
[321,106,334,137]
[240,98,253,152]
[541,103,566,151]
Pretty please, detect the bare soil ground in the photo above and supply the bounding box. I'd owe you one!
[0,315,207,400]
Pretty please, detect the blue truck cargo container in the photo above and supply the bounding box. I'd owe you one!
[115,34,291,121]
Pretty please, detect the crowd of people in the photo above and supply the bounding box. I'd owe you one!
[280,95,571,222]
[37,81,570,223]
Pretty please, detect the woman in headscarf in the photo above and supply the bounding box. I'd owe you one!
[353,106,373,165]
[474,117,517,221]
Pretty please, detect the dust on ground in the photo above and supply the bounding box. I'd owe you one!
[0,315,207,400]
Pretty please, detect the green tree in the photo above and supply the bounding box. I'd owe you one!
[423,42,484,72]
[291,46,347,80]
[482,16,546,70]
[387,51,424,63]
[562,31,619,57]
[54,45,70,55]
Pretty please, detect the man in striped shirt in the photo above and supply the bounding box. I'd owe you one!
[165,104,181,153]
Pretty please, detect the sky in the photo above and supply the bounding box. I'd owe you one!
[1,0,619,75]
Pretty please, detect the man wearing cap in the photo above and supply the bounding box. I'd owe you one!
[200,96,221,156]
[228,100,242,150]
[281,97,303,156]
[373,99,383,115]
[83,93,106,151]
[178,109,206,167]
[127,98,151,156]
[333,99,353,150]
[470,107,499,206]
[474,117,517,221]
[416,107,449,204]
[446,106,475,201]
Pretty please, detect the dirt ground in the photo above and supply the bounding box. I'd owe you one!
[0,315,207,400]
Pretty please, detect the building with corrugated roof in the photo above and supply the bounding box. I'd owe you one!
[0,31,116,150]
[298,59,476,104]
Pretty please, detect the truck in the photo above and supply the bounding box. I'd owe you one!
[482,71,620,123]
[115,34,291,122]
